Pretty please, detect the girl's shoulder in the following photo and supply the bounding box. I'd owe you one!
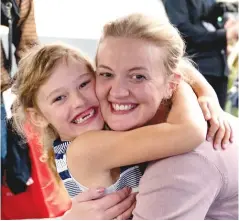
[53,138,71,158]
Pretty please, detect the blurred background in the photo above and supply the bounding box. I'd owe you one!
[34,0,167,57]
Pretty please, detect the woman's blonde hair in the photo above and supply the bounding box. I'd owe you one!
[12,43,95,182]
[98,13,194,83]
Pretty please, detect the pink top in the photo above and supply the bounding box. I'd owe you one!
[133,116,238,220]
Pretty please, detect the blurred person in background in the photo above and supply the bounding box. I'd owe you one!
[1,0,38,92]
[163,0,239,110]
[1,0,38,175]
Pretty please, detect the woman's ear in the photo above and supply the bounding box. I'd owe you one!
[165,73,182,98]
[170,73,181,89]
[26,108,49,128]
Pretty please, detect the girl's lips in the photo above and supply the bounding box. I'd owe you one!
[71,107,97,123]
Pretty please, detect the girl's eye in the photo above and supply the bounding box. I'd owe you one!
[99,72,113,78]
[79,80,91,88]
[53,95,66,103]
[132,74,146,81]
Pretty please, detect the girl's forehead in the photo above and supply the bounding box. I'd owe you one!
[52,58,92,73]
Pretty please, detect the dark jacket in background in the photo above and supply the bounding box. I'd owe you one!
[163,0,229,78]
[5,119,31,194]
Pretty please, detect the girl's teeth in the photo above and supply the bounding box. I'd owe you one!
[73,109,94,124]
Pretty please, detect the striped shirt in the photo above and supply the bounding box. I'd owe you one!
[53,139,143,198]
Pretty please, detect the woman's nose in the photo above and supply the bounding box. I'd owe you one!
[109,79,130,98]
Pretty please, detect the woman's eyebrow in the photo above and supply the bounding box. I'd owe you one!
[128,66,148,72]
[97,65,113,71]
[98,65,148,72]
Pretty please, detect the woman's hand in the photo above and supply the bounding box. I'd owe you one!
[198,96,233,150]
[62,187,137,220]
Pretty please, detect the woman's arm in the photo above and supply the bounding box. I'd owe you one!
[67,82,207,172]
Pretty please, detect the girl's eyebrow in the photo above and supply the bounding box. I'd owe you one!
[46,88,65,100]
[46,73,91,100]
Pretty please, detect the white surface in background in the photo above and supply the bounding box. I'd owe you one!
[0,26,9,36]
[34,0,167,39]
[2,88,16,119]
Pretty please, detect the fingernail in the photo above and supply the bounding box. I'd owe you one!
[214,144,219,150]
[205,114,210,119]
[96,187,105,193]
[127,187,132,193]
[207,136,212,142]
[123,186,129,192]
[222,142,228,149]
[125,186,132,193]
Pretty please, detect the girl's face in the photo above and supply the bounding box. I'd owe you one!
[96,37,170,131]
[34,59,104,141]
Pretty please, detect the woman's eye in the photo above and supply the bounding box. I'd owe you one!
[79,80,91,88]
[132,74,146,81]
[99,72,113,78]
[53,95,66,103]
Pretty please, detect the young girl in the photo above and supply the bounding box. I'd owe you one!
[12,37,230,198]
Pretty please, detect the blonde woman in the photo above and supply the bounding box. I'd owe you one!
[92,13,238,219]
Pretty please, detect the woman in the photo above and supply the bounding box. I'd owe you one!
[92,13,238,219]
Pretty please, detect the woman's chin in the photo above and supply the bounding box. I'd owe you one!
[107,122,140,131]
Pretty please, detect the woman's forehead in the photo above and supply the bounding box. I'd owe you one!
[97,37,165,71]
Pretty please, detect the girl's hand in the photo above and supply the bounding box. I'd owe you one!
[198,96,233,150]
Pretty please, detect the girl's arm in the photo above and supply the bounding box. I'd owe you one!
[67,81,207,173]
[178,59,219,101]
[179,60,233,148]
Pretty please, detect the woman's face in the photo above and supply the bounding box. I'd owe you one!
[35,59,104,141]
[96,37,170,131]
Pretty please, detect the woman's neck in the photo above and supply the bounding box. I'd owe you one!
[147,100,172,125]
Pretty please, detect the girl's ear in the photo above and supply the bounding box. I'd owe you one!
[165,73,182,98]
[26,108,49,128]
